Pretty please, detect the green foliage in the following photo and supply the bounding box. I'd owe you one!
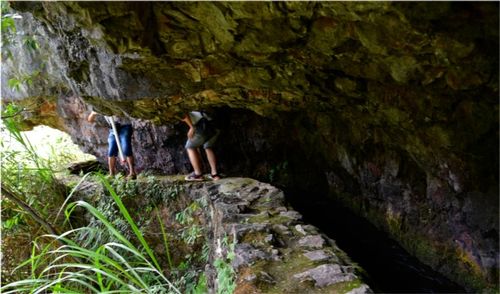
[1,105,57,236]
[2,213,22,230]
[78,175,183,248]
[168,197,211,292]
[143,175,183,203]
[1,1,17,60]
[201,242,211,263]
[214,236,236,294]
[6,71,39,91]
[192,273,208,294]
[156,207,173,271]
[1,14,15,33]
[175,201,203,246]
[0,103,95,283]
[23,35,39,51]
[0,110,212,292]
[7,78,21,91]
[64,175,210,293]
[0,175,181,294]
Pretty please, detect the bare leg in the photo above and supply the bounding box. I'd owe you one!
[126,156,136,177]
[108,156,117,176]
[205,148,219,179]
[187,148,202,175]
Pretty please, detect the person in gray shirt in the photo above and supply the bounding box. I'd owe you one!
[182,111,221,181]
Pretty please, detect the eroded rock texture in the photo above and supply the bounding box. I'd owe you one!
[3,2,498,291]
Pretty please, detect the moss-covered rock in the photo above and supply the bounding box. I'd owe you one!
[58,174,371,293]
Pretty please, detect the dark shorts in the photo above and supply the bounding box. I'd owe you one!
[108,124,133,157]
[185,128,220,149]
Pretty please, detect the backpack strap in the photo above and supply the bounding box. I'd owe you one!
[200,111,212,121]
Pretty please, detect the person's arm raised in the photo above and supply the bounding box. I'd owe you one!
[87,111,97,123]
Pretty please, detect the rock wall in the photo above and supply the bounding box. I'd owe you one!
[4,2,499,291]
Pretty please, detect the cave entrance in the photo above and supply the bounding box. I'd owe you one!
[2,124,95,169]
[1,124,97,283]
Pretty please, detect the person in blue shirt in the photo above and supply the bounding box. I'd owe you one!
[88,111,137,179]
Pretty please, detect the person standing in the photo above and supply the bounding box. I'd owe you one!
[182,111,221,181]
[87,111,137,179]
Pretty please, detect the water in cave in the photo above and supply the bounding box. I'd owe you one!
[287,192,467,293]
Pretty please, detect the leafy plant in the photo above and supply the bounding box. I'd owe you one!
[0,174,181,294]
[1,99,212,292]
[1,6,87,281]
[1,1,43,90]
[192,273,208,294]
[175,202,203,246]
[0,104,67,270]
[143,175,182,203]
[214,236,237,294]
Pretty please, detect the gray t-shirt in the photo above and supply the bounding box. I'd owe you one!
[188,111,212,125]
[188,111,204,125]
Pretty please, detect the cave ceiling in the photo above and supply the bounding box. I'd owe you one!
[7,2,498,120]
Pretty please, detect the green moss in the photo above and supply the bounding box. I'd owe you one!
[245,251,315,293]
[425,125,451,148]
[248,213,290,225]
[382,107,409,126]
[386,212,403,240]
[240,231,269,246]
[239,248,368,294]
[332,279,364,293]
[406,234,492,292]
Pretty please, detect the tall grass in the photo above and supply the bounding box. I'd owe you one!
[1,104,73,283]
[1,174,181,294]
[1,103,179,292]
[0,104,220,293]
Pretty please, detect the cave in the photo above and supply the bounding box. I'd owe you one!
[2,2,498,292]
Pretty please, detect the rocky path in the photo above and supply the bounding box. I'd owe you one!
[175,177,372,293]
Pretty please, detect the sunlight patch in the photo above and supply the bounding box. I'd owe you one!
[3,125,95,166]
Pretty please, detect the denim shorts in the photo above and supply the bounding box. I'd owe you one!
[185,129,220,149]
[108,124,133,157]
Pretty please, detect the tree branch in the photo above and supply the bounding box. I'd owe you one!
[1,186,85,264]
[1,186,60,236]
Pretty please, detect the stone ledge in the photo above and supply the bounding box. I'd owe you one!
[197,177,372,293]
